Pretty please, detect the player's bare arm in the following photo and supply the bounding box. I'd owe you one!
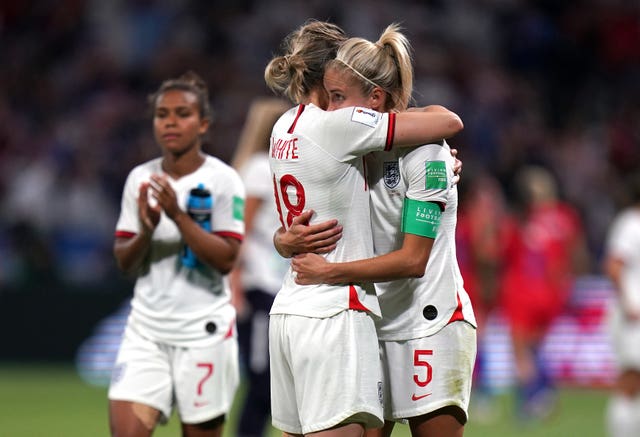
[292,232,434,285]
[113,182,160,275]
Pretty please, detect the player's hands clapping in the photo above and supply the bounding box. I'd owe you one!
[149,174,182,220]
[138,182,161,235]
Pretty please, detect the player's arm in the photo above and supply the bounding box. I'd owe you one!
[393,106,463,147]
[174,213,242,274]
[292,199,442,285]
[273,209,343,258]
[229,194,262,314]
[113,181,159,275]
[114,234,153,275]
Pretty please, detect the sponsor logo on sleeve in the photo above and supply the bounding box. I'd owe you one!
[425,161,447,190]
[351,107,381,128]
[233,196,244,220]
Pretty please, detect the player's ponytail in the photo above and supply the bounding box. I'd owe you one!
[265,19,347,104]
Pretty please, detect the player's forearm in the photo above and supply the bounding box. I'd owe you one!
[113,234,152,275]
[174,212,241,273]
[324,250,428,284]
[394,110,463,147]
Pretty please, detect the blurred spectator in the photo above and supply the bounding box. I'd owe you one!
[229,97,290,437]
[499,165,590,420]
[603,173,640,437]
[457,171,513,419]
[1,1,638,291]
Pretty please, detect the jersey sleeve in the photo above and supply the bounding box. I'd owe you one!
[212,167,246,241]
[114,169,142,237]
[402,141,451,206]
[308,106,395,161]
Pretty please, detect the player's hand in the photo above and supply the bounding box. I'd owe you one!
[291,253,330,285]
[275,210,343,257]
[149,174,182,220]
[451,148,462,185]
[138,182,161,234]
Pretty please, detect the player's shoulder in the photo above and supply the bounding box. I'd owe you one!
[612,208,640,231]
[402,140,450,163]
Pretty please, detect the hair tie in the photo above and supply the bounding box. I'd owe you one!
[335,59,388,93]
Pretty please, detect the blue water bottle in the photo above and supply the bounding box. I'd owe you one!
[181,183,212,268]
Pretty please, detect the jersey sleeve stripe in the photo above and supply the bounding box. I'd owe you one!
[215,231,244,242]
[114,230,136,238]
[287,104,306,134]
[385,112,396,151]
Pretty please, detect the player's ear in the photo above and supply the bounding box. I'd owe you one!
[199,118,210,134]
[369,87,386,112]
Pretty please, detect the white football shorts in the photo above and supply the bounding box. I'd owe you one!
[379,321,477,422]
[269,310,384,434]
[108,325,239,424]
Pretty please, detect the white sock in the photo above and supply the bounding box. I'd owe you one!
[606,395,640,437]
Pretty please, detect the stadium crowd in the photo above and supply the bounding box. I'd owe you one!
[0,0,638,289]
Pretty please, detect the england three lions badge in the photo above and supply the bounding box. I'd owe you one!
[383,161,400,189]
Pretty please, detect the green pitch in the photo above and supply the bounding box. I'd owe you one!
[0,364,609,437]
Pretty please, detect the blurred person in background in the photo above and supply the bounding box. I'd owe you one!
[603,173,640,437]
[499,165,589,421]
[228,97,290,437]
[108,71,245,437]
[456,171,513,421]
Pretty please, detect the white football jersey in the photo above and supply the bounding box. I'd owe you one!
[115,155,245,346]
[605,208,640,313]
[269,103,396,318]
[366,141,476,340]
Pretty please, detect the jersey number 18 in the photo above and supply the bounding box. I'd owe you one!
[273,173,306,228]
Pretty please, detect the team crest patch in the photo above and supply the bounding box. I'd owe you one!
[383,161,400,188]
[351,106,381,128]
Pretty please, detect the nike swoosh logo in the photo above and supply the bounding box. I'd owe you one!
[193,401,209,408]
[411,393,432,401]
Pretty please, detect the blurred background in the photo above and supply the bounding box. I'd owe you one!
[0,0,638,436]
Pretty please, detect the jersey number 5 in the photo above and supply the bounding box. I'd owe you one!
[413,349,433,387]
[273,173,306,228]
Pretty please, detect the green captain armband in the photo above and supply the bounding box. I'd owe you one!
[401,197,442,238]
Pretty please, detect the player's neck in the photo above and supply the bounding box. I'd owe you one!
[162,150,206,179]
